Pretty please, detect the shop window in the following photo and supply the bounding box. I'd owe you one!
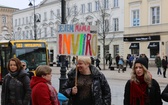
[113,45,119,57]
[149,49,158,58]
[131,49,139,55]
[148,42,159,58]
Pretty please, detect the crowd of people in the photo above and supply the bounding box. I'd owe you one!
[1,55,168,105]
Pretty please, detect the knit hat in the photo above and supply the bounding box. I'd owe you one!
[21,60,27,65]
[134,58,148,69]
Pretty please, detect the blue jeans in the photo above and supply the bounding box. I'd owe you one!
[157,67,162,75]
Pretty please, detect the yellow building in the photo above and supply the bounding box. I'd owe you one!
[124,0,168,66]
[0,5,18,40]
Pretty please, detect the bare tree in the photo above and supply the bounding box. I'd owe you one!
[86,0,116,70]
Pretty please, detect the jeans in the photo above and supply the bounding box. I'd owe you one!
[157,67,162,75]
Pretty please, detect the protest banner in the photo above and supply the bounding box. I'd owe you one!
[57,24,98,56]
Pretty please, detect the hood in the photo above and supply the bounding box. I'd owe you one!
[30,76,47,89]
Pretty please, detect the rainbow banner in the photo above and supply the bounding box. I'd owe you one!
[57,24,98,56]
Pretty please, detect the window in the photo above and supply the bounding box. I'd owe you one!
[88,3,92,12]
[22,18,24,25]
[22,31,25,39]
[44,12,47,21]
[81,4,85,13]
[132,10,140,26]
[105,19,109,32]
[74,5,78,15]
[104,0,109,9]
[95,20,100,26]
[19,18,21,26]
[131,49,139,55]
[30,30,33,39]
[113,45,119,57]
[149,49,158,58]
[26,30,29,39]
[50,10,54,20]
[114,0,118,7]
[148,42,159,58]
[15,19,17,26]
[88,22,92,25]
[50,27,54,36]
[26,17,28,24]
[2,16,7,25]
[113,18,119,31]
[57,9,60,18]
[44,28,47,37]
[67,8,70,16]
[38,29,41,38]
[95,1,99,11]
[29,16,32,23]
[81,22,85,25]
[105,45,109,54]
[151,7,160,24]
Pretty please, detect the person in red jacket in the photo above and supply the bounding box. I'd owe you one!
[30,65,60,105]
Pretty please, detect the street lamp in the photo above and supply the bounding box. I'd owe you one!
[29,0,37,40]
[59,0,67,93]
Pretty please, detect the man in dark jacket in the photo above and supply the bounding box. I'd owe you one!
[162,84,168,102]
[62,56,111,105]
[155,53,162,75]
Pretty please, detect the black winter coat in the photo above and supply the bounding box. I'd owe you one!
[1,70,31,105]
[124,79,162,105]
[162,59,167,69]
[62,65,111,105]
[162,84,168,102]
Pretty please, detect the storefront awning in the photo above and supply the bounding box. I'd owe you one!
[148,42,159,49]
[129,43,139,49]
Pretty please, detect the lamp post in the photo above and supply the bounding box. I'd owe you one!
[29,0,37,40]
[59,0,67,93]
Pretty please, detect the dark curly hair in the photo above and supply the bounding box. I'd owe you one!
[7,58,23,72]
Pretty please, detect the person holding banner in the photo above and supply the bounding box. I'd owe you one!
[62,56,111,105]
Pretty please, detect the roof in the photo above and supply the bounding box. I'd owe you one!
[0,4,19,9]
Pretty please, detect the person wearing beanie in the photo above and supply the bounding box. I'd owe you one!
[21,60,29,72]
[135,57,148,69]
[124,58,162,105]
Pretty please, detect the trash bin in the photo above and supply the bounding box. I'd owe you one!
[58,93,68,105]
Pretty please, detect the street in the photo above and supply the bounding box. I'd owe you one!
[0,66,167,105]
[51,66,168,105]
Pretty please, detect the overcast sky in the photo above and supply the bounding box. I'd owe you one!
[0,0,43,9]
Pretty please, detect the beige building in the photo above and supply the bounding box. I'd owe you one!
[124,0,168,65]
[0,5,18,40]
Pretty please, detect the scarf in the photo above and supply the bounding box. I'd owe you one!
[9,71,19,77]
[130,76,148,105]
[46,83,60,105]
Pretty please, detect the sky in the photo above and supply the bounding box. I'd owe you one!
[0,0,43,9]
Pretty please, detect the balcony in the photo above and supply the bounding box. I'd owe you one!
[124,23,168,35]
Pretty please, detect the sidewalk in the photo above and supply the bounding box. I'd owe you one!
[51,64,168,85]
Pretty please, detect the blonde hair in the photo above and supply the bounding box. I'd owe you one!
[131,64,152,87]
[77,56,91,65]
[35,65,52,77]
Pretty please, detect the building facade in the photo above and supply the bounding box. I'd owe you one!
[124,0,168,65]
[12,0,124,64]
[0,5,18,40]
